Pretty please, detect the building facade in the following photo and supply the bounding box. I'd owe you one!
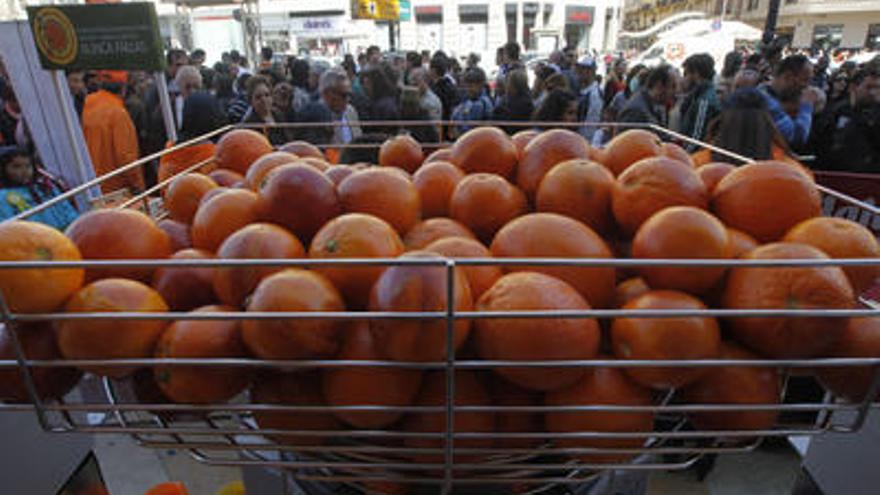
[623,0,880,50]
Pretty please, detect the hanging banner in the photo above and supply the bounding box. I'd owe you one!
[352,0,400,21]
[26,2,165,71]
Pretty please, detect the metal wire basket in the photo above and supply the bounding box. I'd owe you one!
[2,121,880,495]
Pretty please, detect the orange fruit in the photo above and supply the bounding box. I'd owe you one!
[680,342,780,431]
[199,186,230,206]
[214,223,305,308]
[631,206,731,295]
[157,219,191,252]
[57,278,169,378]
[191,189,262,252]
[402,371,495,464]
[279,140,325,160]
[322,322,423,428]
[158,141,216,185]
[545,364,654,464]
[208,169,245,188]
[0,220,84,313]
[450,173,527,243]
[299,156,331,172]
[727,228,759,258]
[697,162,735,193]
[612,157,709,236]
[660,142,694,167]
[424,236,502,300]
[600,129,663,176]
[215,129,273,175]
[338,167,421,235]
[379,134,423,173]
[511,129,539,157]
[165,173,218,224]
[413,161,465,218]
[0,322,81,402]
[244,151,299,190]
[783,217,880,295]
[450,126,518,180]
[309,213,404,309]
[535,159,616,234]
[251,371,341,446]
[145,482,189,495]
[324,164,356,186]
[424,148,452,164]
[243,269,345,360]
[816,317,880,403]
[712,161,821,242]
[369,251,472,362]
[615,277,650,308]
[611,290,721,389]
[152,248,217,312]
[403,218,475,250]
[154,305,249,403]
[490,213,616,308]
[66,209,172,282]
[723,242,855,358]
[258,163,341,242]
[476,272,600,391]
[517,129,591,200]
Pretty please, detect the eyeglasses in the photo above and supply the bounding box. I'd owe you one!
[331,88,353,99]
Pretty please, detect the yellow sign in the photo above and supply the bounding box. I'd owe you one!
[31,7,78,66]
[352,0,400,21]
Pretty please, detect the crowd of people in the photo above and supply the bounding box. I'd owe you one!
[0,40,878,229]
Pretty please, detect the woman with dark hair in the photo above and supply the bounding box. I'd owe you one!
[359,62,401,136]
[242,76,292,145]
[532,89,578,130]
[213,73,235,114]
[717,51,743,100]
[290,59,312,112]
[492,69,534,134]
[0,146,79,229]
[827,70,850,107]
[399,86,439,143]
[690,88,796,165]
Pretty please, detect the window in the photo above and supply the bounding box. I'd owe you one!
[543,4,553,26]
[867,24,880,51]
[747,0,760,10]
[505,3,517,44]
[812,24,844,51]
[785,0,796,3]
[522,3,538,50]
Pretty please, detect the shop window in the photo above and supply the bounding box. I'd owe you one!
[505,3,517,44]
[522,3,538,50]
[543,4,553,26]
[867,24,880,51]
[747,0,760,10]
[564,5,594,51]
[812,24,843,51]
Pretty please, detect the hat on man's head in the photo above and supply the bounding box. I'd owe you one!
[576,56,597,69]
[98,70,128,84]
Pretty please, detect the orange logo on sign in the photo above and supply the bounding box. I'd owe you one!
[32,7,77,66]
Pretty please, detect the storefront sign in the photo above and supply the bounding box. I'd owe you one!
[290,16,344,36]
[399,0,412,21]
[352,0,400,21]
[565,5,594,25]
[27,3,164,71]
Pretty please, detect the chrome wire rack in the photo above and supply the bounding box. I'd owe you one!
[2,122,880,494]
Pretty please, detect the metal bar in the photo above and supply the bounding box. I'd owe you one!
[443,260,456,494]
[2,357,878,369]
[155,71,178,144]
[236,120,655,129]
[117,155,215,210]
[3,124,232,223]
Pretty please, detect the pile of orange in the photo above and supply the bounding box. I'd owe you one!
[0,127,878,482]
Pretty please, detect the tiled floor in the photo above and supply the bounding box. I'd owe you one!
[93,436,802,495]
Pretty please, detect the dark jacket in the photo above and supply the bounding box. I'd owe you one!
[618,90,667,130]
[362,95,400,136]
[180,92,228,142]
[678,82,722,151]
[814,100,880,173]
[492,94,534,134]
[242,108,292,145]
[431,75,460,139]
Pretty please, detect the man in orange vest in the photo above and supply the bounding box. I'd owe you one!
[82,70,143,194]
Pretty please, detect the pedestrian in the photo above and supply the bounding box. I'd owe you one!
[82,71,142,195]
[827,70,850,107]
[143,49,188,156]
[429,52,460,139]
[691,88,796,166]
[65,69,87,120]
[295,68,362,147]
[0,146,79,229]
[716,51,743,101]
[813,66,880,172]
[272,81,296,123]
[409,67,442,123]
[451,67,494,136]
[259,46,274,70]
[492,69,534,134]
[174,66,203,131]
[213,73,235,115]
[532,89,578,129]
[360,62,401,136]
[242,75,292,145]
[574,56,603,142]
[157,91,227,183]
[399,86,439,143]
[678,53,722,149]
[618,65,677,131]
[227,73,252,123]
[603,58,628,108]
[0,84,21,146]
[757,54,815,149]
